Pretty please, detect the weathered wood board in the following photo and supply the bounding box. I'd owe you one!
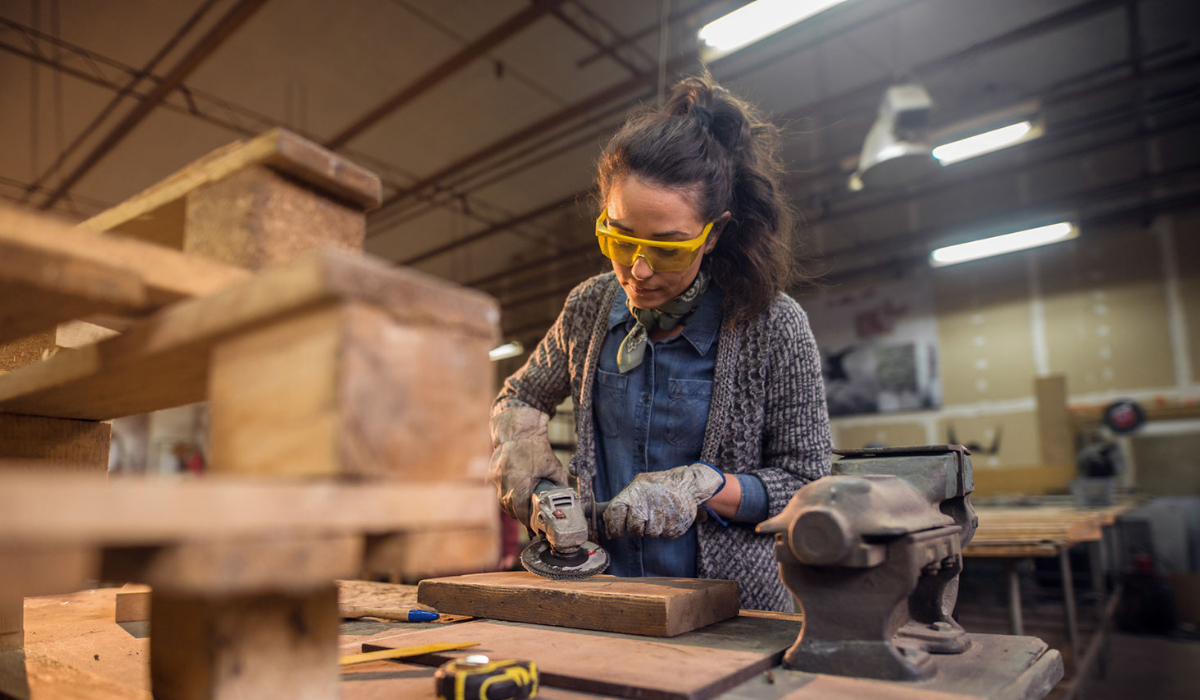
[115,584,151,623]
[417,572,739,637]
[362,615,801,700]
[0,414,110,473]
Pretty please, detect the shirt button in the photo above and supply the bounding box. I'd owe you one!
[641,394,649,403]
[637,445,645,454]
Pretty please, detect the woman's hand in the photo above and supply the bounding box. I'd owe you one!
[603,462,725,539]
[488,407,570,526]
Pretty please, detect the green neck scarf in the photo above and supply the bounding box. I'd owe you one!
[616,269,710,374]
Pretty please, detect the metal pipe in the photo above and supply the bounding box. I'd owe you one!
[39,0,272,209]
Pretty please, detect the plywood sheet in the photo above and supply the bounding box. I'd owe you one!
[933,256,1035,404]
[363,615,800,700]
[1038,221,1173,392]
[833,421,928,450]
[417,572,739,637]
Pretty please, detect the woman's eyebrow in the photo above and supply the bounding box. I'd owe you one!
[609,219,689,239]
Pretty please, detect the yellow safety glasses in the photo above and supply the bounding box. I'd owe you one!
[595,209,714,273]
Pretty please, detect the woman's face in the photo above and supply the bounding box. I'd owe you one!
[605,176,720,310]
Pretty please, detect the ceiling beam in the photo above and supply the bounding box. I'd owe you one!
[548,4,644,76]
[39,0,271,210]
[576,0,735,69]
[324,0,569,150]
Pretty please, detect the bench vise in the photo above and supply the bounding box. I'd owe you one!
[757,445,978,681]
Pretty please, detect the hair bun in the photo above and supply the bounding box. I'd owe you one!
[691,103,715,132]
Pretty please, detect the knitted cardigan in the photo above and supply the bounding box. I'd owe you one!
[494,272,831,611]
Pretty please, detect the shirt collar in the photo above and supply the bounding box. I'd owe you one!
[607,283,723,356]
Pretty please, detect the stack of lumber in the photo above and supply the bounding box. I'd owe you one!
[0,129,500,700]
[963,504,1128,556]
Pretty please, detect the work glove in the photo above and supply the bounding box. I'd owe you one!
[488,407,570,527]
[604,462,725,540]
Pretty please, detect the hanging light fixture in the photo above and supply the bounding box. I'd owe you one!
[851,83,939,191]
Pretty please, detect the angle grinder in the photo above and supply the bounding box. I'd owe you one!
[519,479,611,580]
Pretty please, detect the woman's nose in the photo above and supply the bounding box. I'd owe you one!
[631,255,654,280]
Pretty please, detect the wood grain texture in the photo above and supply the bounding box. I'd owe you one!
[0,414,110,473]
[0,473,496,545]
[0,596,20,652]
[0,249,497,421]
[363,615,799,700]
[0,238,148,344]
[84,129,381,248]
[0,331,55,372]
[417,572,739,637]
[151,585,340,700]
[0,203,249,307]
[364,526,499,579]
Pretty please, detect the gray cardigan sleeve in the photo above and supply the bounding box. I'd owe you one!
[492,286,580,418]
[753,297,833,516]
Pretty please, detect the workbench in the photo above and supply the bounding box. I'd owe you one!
[963,499,1139,700]
[2,583,1062,700]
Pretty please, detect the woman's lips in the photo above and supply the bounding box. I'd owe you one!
[630,284,658,295]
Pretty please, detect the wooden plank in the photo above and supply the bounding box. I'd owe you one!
[102,534,363,595]
[1035,375,1073,468]
[0,596,20,652]
[0,473,496,546]
[55,321,120,349]
[151,584,340,700]
[362,615,800,700]
[84,129,381,247]
[364,526,499,579]
[417,572,739,637]
[0,331,56,372]
[0,544,97,600]
[963,543,1063,558]
[0,238,148,344]
[0,249,497,422]
[0,203,249,307]
[0,414,110,473]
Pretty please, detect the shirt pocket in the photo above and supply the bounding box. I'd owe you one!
[594,369,629,437]
[666,378,713,450]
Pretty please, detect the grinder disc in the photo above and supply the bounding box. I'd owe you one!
[520,540,610,580]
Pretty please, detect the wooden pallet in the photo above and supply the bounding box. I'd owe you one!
[0,129,499,700]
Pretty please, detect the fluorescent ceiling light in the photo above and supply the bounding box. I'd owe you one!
[489,340,525,361]
[930,222,1078,267]
[932,121,1041,165]
[699,0,849,56]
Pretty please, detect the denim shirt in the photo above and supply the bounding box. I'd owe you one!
[593,284,769,577]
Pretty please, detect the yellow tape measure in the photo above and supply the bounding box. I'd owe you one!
[434,656,538,700]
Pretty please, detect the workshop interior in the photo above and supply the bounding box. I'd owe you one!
[1,1,1199,699]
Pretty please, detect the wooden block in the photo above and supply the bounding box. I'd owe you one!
[362,615,799,700]
[208,302,495,480]
[416,572,740,637]
[114,584,151,623]
[185,165,366,268]
[151,584,340,700]
[0,544,97,599]
[1035,375,1073,468]
[102,535,362,596]
[0,203,249,308]
[0,473,497,547]
[0,237,149,345]
[0,250,498,426]
[0,414,110,473]
[363,527,499,579]
[84,129,381,256]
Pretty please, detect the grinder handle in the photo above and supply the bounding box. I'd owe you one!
[534,480,612,534]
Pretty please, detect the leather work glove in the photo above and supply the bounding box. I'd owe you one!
[488,407,570,527]
[604,462,725,540]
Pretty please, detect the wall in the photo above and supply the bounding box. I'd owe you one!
[803,206,1200,476]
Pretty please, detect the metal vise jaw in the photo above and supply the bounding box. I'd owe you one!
[757,445,977,681]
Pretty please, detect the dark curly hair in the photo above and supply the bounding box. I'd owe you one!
[596,71,796,323]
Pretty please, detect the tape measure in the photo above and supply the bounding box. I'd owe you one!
[434,655,538,700]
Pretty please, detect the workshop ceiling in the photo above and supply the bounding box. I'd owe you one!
[2,0,1199,343]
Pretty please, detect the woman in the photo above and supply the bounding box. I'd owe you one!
[489,73,831,611]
